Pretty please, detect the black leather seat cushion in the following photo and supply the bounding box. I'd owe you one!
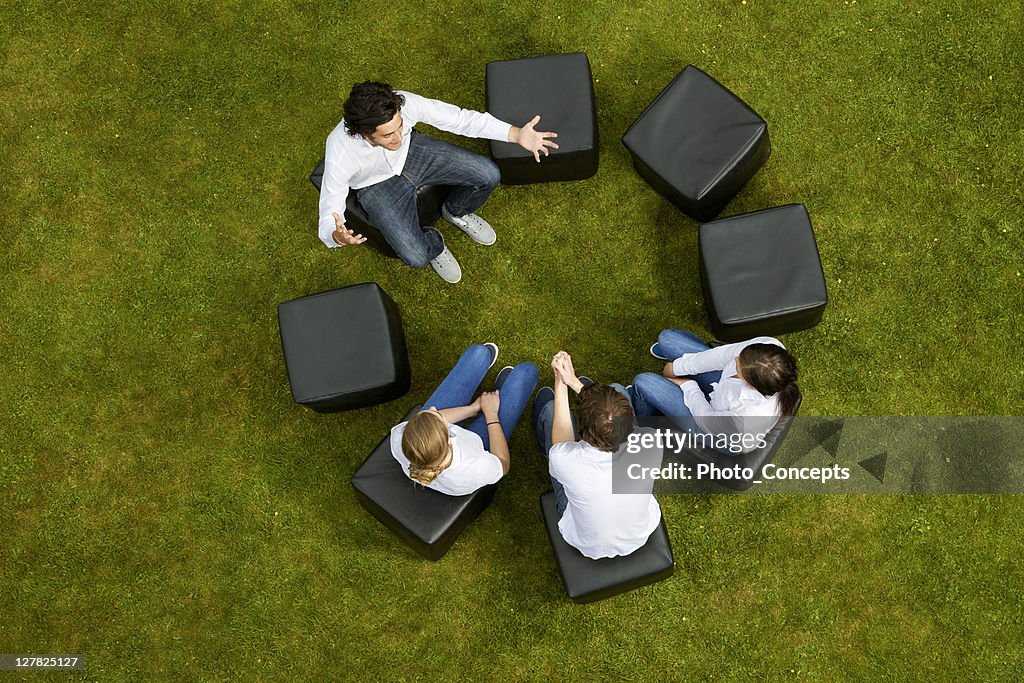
[352,407,497,561]
[486,53,598,185]
[540,491,674,603]
[699,204,828,341]
[622,65,770,222]
[277,283,410,412]
[664,396,802,491]
[310,157,452,258]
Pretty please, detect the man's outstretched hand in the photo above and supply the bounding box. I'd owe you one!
[510,115,558,162]
[331,212,367,246]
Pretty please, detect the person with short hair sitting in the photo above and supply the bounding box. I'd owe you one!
[532,351,662,559]
[319,81,558,283]
[391,343,538,495]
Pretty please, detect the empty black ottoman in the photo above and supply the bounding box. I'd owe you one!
[278,283,410,412]
[622,65,770,222]
[352,407,497,561]
[699,204,828,342]
[486,52,599,185]
[540,492,674,603]
[310,158,452,258]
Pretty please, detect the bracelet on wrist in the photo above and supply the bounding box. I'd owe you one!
[487,420,501,426]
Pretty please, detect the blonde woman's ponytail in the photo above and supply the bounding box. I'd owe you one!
[402,411,453,485]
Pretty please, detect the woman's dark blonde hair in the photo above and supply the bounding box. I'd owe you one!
[401,411,452,485]
[577,383,634,452]
[738,344,800,417]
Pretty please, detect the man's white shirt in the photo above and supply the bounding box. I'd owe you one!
[549,438,662,559]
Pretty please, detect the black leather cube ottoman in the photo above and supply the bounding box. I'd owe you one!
[699,204,828,342]
[352,408,497,561]
[310,158,452,258]
[278,283,410,412]
[486,52,598,185]
[622,65,770,222]
[540,492,674,603]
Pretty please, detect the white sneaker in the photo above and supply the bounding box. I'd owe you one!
[442,205,497,245]
[649,343,671,361]
[430,246,462,283]
[483,343,500,369]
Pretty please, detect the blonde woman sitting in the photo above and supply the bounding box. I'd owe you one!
[390,343,539,495]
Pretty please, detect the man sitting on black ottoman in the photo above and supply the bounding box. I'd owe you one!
[533,352,662,559]
[318,81,558,283]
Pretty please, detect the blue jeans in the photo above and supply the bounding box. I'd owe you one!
[631,330,722,438]
[355,131,502,268]
[423,345,538,450]
[532,383,631,517]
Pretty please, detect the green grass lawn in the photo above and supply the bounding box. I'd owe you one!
[2,0,1023,679]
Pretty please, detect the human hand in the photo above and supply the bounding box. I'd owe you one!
[662,361,678,379]
[479,390,500,420]
[332,212,367,246]
[552,351,583,393]
[551,354,565,388]
[552,351,575,384]
[512,115,558,163]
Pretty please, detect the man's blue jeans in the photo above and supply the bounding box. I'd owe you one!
[355,131,502,268]
[532,382,631,517]
[423,345,538,450]
[630,329,721,430]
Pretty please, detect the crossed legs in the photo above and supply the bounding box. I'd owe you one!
[354,131,501,269]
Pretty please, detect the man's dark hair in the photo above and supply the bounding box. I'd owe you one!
[577,383,634,452]
[343,82,405,137]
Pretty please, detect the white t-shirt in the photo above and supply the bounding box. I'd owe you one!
[390,421,504,496]
[549,440,662,559]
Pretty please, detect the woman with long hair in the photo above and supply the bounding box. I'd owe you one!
[631,330,800,454]
[390,343,538,495]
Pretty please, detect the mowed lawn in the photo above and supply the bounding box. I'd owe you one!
[2,0,1022,680]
